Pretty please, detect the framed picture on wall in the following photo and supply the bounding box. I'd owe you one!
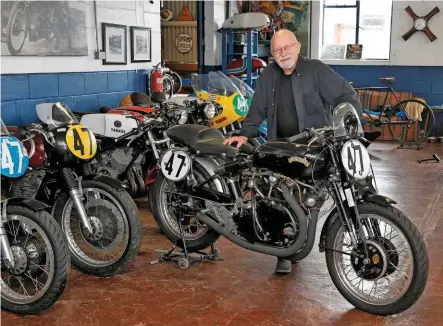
[130,26,152,62]
[102,23,127,65]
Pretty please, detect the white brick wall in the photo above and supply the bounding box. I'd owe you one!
[310,0,443,66]
[204,0,226,66]
[1,0,161,74]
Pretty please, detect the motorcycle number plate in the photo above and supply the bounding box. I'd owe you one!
[1,136,29,178]
[66,125,97,160]
[160,149,191,182]
[341,140,371,180]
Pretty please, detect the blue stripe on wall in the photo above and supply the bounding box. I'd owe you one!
[1,69,151,126]
[330,65,443,107]
[206,64,443,106]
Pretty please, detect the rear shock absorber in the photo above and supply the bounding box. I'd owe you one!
[61,168,94,234]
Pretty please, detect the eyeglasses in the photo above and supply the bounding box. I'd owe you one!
[271,42,298,56]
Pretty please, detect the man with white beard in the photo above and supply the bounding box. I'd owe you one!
[223,29,363,274]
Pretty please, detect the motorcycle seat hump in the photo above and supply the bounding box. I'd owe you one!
[166,124,239,158]
[196,138,239,158]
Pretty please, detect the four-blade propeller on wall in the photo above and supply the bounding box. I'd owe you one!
[402,5,440,42]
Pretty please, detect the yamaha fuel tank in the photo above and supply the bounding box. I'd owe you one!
[253,141,328,180]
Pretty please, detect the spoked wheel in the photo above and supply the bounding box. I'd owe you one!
[150,162,221,252]
[387,98,435,148]
[325,202,428,315]
[6,3,28,55]
[1,205,69,314]
[162,75,174,99]
[53,180,141,276]
[170,72,183,95]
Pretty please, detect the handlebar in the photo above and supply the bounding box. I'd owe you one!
[114,117,163,143]
[115,128,138,142]
[287,130,311,143]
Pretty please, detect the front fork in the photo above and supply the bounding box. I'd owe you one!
[0,201,15,268]
[61,168,94,234]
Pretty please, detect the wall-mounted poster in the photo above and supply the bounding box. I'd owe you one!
[346,44,363,59]
[102,23,127,65]
[250,1,311,57]
[1,0,87,56]
[130,26,151,62]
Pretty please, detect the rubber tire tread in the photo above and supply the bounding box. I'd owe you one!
[52,180,141,277]
[325,202,429,315]
[1,205,70,314]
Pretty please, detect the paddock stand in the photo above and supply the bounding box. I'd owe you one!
[150,214,223,270]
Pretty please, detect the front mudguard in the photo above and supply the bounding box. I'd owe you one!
[4,197,49,211]
[83,174,128,192]
[318,194,397,252]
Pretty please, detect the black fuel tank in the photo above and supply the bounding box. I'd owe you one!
[253,141,328,180]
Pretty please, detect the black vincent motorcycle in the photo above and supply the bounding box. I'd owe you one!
[151,102,429,316]
[10,102,142,277]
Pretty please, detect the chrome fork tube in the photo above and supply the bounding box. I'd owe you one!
[1,203,14,267]
[69,189,94,234]
[61,168,93,234]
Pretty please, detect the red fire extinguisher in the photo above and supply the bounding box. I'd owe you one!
[151,62,164,93]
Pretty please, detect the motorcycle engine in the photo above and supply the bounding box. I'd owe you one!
[231,173,323,246]
[91,148,146,196]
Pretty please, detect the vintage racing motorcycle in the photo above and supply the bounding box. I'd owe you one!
[1,119,69,314]
[10,103,142,277]
[151,102,429,315]
[77,101,188,198]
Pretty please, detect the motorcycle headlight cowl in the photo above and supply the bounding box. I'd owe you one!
[178,110,188,124]
[203,103,216,119]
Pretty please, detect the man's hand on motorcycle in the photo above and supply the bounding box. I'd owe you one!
[223,136,248,148]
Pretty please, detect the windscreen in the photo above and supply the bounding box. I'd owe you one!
[0,119,9,136]
[191,71,242,97]
[36,102,78,129]
[229,75,254,99]
[332,102,364,138]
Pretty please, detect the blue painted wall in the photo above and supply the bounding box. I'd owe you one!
[330,65,443,107]
[1,69,151,126]
[205,64,442,106]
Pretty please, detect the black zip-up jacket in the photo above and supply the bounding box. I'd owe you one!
[239,56,362,141]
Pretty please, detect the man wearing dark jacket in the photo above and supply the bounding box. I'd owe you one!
[223,29,363,274]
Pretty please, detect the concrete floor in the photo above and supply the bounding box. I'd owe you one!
[2,142,443,326]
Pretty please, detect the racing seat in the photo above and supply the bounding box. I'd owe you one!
[379,77,395,84]
[166,125,252,158]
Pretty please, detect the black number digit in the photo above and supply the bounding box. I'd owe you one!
[81,127,93,155]
[175,154,186,178]
[347,147,356,173]
[73,128,85,155]
[355,145,364,172]
[165,153,174,175]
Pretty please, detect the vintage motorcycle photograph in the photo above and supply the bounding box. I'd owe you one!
[0,0,87,56]
[151,102,429,316]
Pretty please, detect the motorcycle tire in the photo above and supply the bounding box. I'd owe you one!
[52,180,142,277]
[170,72,183,95]
[325,202,428,316]
[6,2,28,55]
[150,162,221,252]
[1,205,69,315]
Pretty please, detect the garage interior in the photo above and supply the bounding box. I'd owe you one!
[1,1,443,326]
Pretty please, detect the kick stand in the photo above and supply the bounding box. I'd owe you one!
[150,215,222,270]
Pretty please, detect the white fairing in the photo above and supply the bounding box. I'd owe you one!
[222,13,270,29]
[80,114,139,139]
